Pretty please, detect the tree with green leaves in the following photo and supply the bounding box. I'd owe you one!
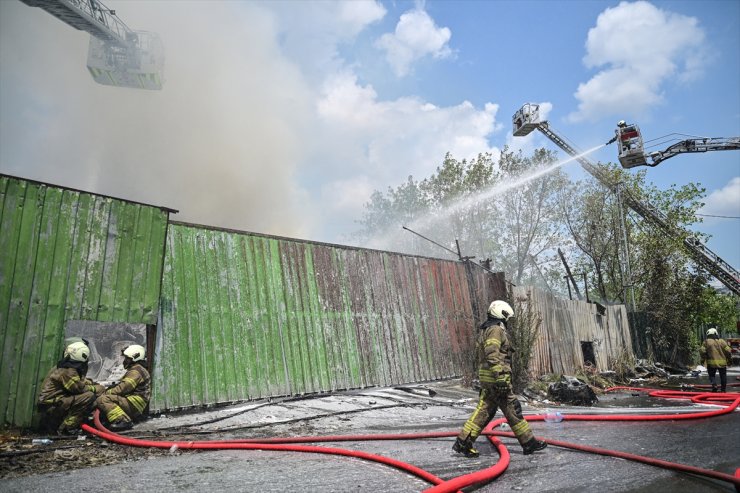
[556,163,739,364]
[355,148,570,288]
[494,148,570,286]
[355,147,739,367]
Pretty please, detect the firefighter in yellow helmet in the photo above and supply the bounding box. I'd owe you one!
[453,300,547,457]
[95,344,151,431]
[700,328,731,392]
[37,341,105,435]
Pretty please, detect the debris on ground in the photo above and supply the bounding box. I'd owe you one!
[547,375,598,406]
[2,366,729,481]
[0,433,173,479]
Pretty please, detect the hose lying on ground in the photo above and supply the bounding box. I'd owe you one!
[81,388,740,492]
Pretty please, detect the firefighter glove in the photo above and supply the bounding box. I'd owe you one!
[493,374,511,392]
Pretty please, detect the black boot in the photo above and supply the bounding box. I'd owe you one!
[522,438,547,455]
[452,437,479,458]
[109,419,133,431]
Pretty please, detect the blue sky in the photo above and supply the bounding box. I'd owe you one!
[1,0,738,269]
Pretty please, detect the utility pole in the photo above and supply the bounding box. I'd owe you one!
[616,183,636,312]
[582,272,590,304]
[564,275,573,300]
[558,248,583,300]
[529,254,554,294]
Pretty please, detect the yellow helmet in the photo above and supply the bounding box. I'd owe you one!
[488,300,514,321]
[64,341,90,362]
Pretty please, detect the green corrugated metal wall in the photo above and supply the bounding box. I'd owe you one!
[0,175,170,427]
[152,223,502,412]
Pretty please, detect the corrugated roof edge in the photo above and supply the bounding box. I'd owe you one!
[169,219,467,264]
[1,173,179,214]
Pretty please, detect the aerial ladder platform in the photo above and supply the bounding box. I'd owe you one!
[20,0,164,90]
[609,121,740,169]
[512,103,740,296]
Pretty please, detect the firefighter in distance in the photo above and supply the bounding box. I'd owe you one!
[700,328,732,393]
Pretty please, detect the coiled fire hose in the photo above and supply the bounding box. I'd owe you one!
[80,387,740,492]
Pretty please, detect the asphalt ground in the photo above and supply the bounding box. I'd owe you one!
[2,370,739,493]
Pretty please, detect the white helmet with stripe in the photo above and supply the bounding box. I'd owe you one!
[64,341,90,362]
[488,300,514,321]
[122,344,146,362]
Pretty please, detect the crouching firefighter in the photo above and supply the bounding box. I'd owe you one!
[37,341,105,435]
[95,344,150,431]
[453,300,547,457]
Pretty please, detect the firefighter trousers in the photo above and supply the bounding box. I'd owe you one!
[96,394,146,424]
[457,387,534,446]
[38,391,97,433]
[707,366,727,392]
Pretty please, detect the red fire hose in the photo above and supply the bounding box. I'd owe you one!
[81,388,740,492]
[81,412,449,489]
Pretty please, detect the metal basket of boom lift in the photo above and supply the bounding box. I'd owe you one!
[613,121,649,168]
[608,121,740,169]
[512,103,541,136]
[509,102,740,296]
[20,0,164,90]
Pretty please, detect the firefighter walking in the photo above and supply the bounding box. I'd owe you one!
[37,340,105,435]
[453,300,547,457]
[95,344,150,431]
[700,328,732,393]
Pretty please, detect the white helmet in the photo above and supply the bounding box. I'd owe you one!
[122,344,146,362]
[488,300,514,321]
[706,328,718,336]
[64,341,90,362]
[617,120,626,127]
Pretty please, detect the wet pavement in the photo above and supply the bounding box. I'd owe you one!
[3,369,739,493]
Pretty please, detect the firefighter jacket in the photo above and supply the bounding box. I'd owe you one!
[37,361,98,406]
[700,337,731,368]
[477,318,512,385]
[106,362,151,411]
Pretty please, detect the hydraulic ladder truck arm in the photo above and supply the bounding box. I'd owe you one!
[609,121,740,169]
[20,0,164,89]
[512,103,740,296]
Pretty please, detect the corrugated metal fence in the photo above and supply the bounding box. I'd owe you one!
[151,222,505,412]
[2,174,635,426]
[516,286,633,375]
[0,175,171,427]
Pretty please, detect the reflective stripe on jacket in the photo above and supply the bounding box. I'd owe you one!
[477,321,512,383]
[700,338,731,368]
[106,363,151,405]
[37,367,89,405]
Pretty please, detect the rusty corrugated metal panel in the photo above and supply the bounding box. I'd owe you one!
[515,286,633,375]
[0,175,170,427]
[152,223,502,413]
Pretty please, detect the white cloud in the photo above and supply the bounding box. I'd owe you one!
[337,0,388,35]
[700,177,740,218]
[262,0,386,80]
[376,8,452,77]
[568,1,707,123]
[317,72,499,179]
[314,72,500,239]
[321,176,376,217]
